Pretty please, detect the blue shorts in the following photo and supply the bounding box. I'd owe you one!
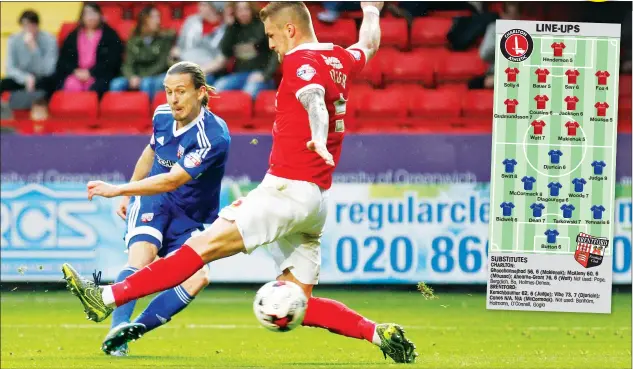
[124,195,204,257]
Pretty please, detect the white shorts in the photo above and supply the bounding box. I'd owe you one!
[218,174,328,285]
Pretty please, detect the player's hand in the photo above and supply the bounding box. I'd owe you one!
[307,141,335,166]
[87,180,122,200]
[25,74,36,92]
[360,2,384,12]
[116,196,131,220]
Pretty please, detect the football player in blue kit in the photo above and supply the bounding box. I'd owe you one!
[90,61,231,356]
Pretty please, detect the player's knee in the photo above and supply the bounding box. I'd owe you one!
[186,219,245,262]
[127,241,158,269]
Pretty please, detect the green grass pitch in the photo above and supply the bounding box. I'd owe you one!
[1,288,630,369]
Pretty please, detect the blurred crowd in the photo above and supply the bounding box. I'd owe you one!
[1,1,631,121]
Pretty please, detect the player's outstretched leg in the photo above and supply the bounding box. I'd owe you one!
[62,263,114,322]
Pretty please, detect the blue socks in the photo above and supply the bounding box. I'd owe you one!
[133,285,194,333]
[110,267,138,329]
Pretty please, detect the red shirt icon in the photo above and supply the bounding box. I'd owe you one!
[595,71,610,85]
[551,42,566,57]
[534,95,549,110]
[565,96,579,110]
[535,68,550,83]
[565,69,580,84]
[505,67,520,82]
[565,121,580,136]
[531,120,546,135]
[504,98,519,114]
[595,102,609,116]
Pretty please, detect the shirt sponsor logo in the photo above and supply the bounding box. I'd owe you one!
[321,55,343,69]
[156,154,175,168]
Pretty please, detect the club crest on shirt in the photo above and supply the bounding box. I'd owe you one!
[141,213,154,223]
[177,145,184,159]
[297,64,316,81]
[184,151,202,168]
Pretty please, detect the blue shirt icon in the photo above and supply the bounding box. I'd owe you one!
[591,205,606,219]
[522,176,536,191]
[591,161,606,175]
[572,178,587,193]
[548,182,562,196]
[548,150,563,164]
[530,203,545,217]
[503,159,518,173]
[560,204,575,219]
[500,202,515,217]
[544,229,559,244]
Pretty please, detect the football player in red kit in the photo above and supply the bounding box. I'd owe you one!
[62,1,417,364]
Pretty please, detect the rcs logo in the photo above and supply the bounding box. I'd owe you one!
[1,184,98,250]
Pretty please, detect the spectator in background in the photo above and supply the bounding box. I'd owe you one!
[202,2,278,98]
[0,10,57,101]
[468,2,521,89]
[109,6,176,100]
[55,2,123,98]
[170,2,226,83]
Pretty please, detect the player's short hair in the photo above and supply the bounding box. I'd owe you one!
[259,2,311,29]
[19,10,39,25]
[166,61,216,107]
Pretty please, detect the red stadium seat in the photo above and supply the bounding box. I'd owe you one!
[618,96,632,121]
[114,20,136,42]
[152,92,168,112]
[354,55,382,86]
[380,49,436,87]
[357,88,408,119]
[183,3,199,18]
[462,90,494,118]
[380,18,408,49]
[49,92,99,120]
[133,3,172,19]
[409,88,462,119]
[164,18,185,33]
[208,91,253,122]
[100,92,151,122]
[435,51,488,84]
[427,10,472,18]
[620,74,632,97]
[313,19,357,47]
[101,3,124,23]
[617,119,632,133]
[411,18,452,48]
[254,90,277,119]
[57,22,77,46]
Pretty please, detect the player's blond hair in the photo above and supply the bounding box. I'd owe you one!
[259,2,311,30]
[166,61,216,107]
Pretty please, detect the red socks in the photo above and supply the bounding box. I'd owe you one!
[111,245,204,306]
[301,297,376,343]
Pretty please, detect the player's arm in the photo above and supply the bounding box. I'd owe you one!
[298,88,334,166]
[114,164,192,196]
[348,2,383,62]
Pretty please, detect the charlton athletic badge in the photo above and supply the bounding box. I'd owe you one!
[574,232,609,268]
[500,29,534,62]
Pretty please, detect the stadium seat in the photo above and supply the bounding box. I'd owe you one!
[380,49,436,87]
[114,20,136,42]
[100,92,151,122]
[409,88,462,119]
[411,18,453,48]
[133,3,172,19]
[462,90,494,118]
[620,74,631,97]
[152,92,168,112]
[435,51,488,84]
[49,91,99,120]
[618,97,632,121]
[428,10,472,18]
[313,19,357,47]
[357,88,408,119]
[617,119,632,133]
[101,3,124,23]
[183,3,198,18]
[57,22,77,46]
[208,91,253,122]
[354,55,382,86]
[380,18,408,50]
[164,18,185,33]
[254,90,277,120]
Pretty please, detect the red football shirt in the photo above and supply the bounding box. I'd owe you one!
[565,69,580,84]
[565,96,579,110]
[505,67,519,82]
[595,70,610,85]
[595,102,609,116]
[534,95,549,110]
[504,99,519,113]
[565,121,580,136]
[531,120,546,135]
[551,42,565,57]
[268,43,366,189]
[535,68,549,83]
